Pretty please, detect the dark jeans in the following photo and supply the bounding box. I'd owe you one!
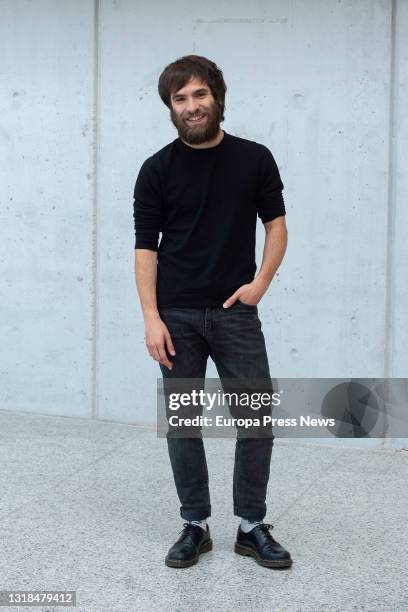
[158,300,275,522]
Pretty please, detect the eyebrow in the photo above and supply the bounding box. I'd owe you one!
[171,88,209,99]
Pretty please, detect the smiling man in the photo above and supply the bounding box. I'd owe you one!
[133,55,292,569]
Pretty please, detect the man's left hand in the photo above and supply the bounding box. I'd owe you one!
[222,277,269,308]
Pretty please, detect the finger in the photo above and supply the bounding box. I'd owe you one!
[146,340,158,359]
[146,342,155,358]
[147,341,173,370]
[157,345,173,370]
[149,345,161,362]
[223,292,239,308]
[164,330,176,356]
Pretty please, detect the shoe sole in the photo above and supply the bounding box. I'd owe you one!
[165,538,213,568]
[234,542,293,568]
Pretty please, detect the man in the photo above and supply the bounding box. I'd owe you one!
[133,55,292,569]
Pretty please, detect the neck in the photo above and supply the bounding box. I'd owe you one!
[181,129,225,150]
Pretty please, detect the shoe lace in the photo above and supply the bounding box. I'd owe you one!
[258,523,278,549]
[179,522,200,541]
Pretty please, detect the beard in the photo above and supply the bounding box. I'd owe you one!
[170,100,222,145]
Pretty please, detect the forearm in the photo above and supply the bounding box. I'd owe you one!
[134,249,161,322]
[255,217,288,288]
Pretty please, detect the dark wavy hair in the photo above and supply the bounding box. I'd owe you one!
[158,55,227,121]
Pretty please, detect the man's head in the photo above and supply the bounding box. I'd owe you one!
[158,55,227,145]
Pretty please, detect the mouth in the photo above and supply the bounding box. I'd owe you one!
[186,114,206,125]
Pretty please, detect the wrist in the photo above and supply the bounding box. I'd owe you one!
[143,309,161,324]
[254,274,271,291]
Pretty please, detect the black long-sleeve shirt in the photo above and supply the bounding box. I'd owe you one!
[133,130,285,308]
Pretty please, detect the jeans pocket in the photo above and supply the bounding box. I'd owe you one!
[237,299,257,310]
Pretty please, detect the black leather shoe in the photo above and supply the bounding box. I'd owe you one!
[235,523,292,568]
[165,522,213,568]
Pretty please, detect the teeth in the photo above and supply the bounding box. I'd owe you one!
[188,115,204,121]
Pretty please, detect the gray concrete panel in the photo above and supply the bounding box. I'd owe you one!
[0,1,95,416]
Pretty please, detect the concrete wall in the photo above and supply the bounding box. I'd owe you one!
[1,0,95,416]
[1,0,406,446]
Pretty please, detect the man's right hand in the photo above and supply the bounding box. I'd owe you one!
[144,316,176,370]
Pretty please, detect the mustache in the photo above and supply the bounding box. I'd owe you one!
[185,112,207,119]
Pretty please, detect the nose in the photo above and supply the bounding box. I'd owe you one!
[186,97,200,115]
